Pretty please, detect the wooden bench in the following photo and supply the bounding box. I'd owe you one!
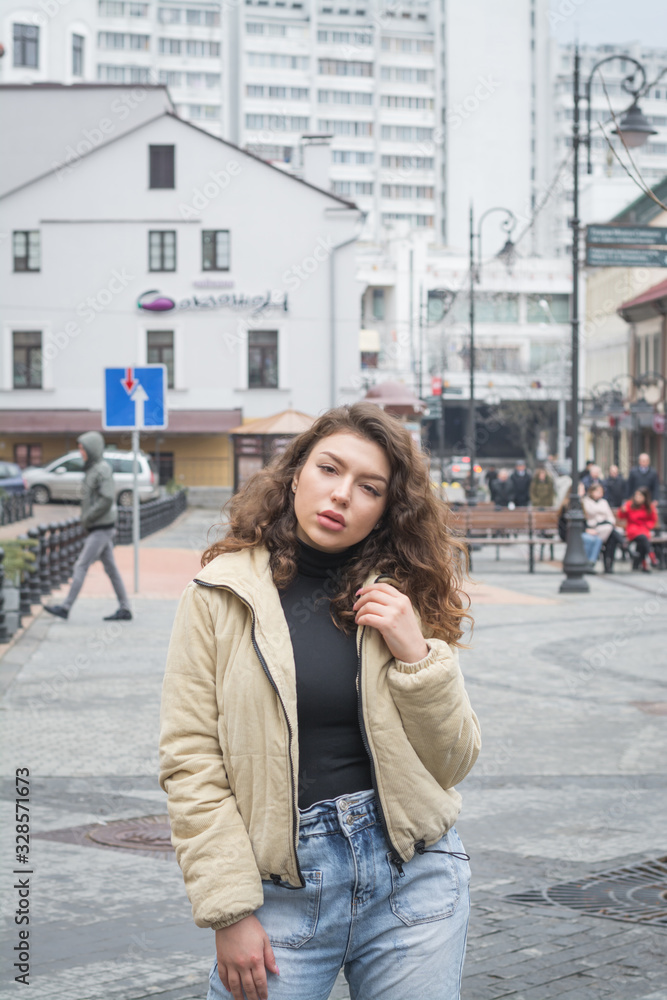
[448,506,560,573]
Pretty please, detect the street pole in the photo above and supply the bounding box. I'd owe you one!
[468,204,476,502]
[132,428,140,594]
[560,46,590,593]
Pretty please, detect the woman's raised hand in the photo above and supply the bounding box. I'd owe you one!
[353,582,429,664]
[215,915,279,1000]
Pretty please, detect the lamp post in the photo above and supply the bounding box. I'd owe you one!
[560,48,656,593]
[468,204,517,503]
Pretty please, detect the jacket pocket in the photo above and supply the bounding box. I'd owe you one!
[386,829,469,926]
[255,870,322,948]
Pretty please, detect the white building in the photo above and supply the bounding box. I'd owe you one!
[0,84,363,487]
[0,0,225,135]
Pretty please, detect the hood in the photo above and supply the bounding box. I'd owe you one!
[77,431,105,465]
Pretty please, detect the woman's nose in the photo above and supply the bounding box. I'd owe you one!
[331,479,352,505]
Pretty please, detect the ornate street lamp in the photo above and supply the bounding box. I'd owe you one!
[468,205,517,503]
[560,50,657,593]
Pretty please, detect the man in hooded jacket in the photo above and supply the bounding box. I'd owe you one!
[45,432,132,621]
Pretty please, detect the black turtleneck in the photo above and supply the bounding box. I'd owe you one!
[279,539,373,809]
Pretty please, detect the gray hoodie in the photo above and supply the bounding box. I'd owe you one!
[78,431,117,530]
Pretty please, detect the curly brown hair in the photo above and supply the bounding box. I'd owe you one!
[202,403,471,646]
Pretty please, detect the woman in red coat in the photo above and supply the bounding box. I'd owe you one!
[617,488,658,571]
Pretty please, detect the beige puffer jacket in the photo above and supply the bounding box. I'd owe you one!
[159,545,481,930]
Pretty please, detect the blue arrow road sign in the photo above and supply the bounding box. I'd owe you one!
[104,365,168,430]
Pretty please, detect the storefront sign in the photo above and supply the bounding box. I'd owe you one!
[137,289,288,315]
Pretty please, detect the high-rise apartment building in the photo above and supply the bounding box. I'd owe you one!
[223,0,440,239]
[1,0,225,136]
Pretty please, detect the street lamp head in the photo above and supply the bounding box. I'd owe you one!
[496,238,517,272]
[612,102,657,149]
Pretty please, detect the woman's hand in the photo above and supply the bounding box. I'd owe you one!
[353,583,429,664]
[215,915,278,1000]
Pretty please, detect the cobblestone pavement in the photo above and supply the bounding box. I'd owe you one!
[1,508,666,999]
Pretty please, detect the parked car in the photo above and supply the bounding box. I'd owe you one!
[443,456,483,486]
[24,450,160,507]
[0,461,28,495]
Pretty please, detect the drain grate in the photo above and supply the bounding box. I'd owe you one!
[506,855,667,925]
[34,815,173,856]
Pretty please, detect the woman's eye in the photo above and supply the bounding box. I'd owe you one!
[319,464,336,474]
[362,484,381,497]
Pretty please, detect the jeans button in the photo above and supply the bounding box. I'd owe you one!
[345,815,354,826]
[339,800,348,810]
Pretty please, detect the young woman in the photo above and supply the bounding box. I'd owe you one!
[558,489,604,570]
[582,484,619,573]
[617,487,658,572]
[160,403,480,1000]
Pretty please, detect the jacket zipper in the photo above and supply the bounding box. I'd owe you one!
[356,619,406,877]
[194,579,305,889]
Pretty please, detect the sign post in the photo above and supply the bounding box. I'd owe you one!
[103,365,167,593]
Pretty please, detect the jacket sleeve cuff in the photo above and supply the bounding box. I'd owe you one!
[210,909,257,931]
[392,642,438,674]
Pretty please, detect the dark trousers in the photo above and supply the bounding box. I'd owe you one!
[631,534,652,567]
[602,531,620,571]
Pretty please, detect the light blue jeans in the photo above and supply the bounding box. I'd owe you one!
[207,789,471,1000]
[582,532,603,564]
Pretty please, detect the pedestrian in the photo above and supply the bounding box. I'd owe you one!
[484,465,498,492]
[490,468,515,507]
[582,484,619,573]
[626,453,660,502]
[603,464,626,509]
[510,460,532,507]
[557,491,603,571]
[44,432,132,621]
[159,403,480,1000]
[581,464,603,490]
[617,487,658,572]
[529,467,555,508]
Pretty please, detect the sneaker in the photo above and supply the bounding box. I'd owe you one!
[44,605,68,620]
[103,608,133,621]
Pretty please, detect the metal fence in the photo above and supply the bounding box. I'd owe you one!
[0,519,85,643]
[116,490,188,544]
[0,491,33,526]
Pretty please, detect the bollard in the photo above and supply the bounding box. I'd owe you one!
[27,528,42,606]
[38,524,51,595]
[17,536,32,620]
[47,522,61,588]
[0,547,7,643]
[59,521,72,581]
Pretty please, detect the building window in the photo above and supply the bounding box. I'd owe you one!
[149,145,175,188]
[526,294,570,324]
[248,331,278,388]
[202,230,230,271]
[149,231,176,271]
[14,443,43,469]
[13,332,42,389]
[72,34,85,75]
[147,331,175,388]
[13,23,39,67]
[13,231,41,272]
[372,288,385,320]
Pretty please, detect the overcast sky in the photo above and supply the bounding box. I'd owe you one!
[549,0,667,47]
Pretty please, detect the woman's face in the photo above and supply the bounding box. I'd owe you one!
[634,490,645,505]
[292,431,391,552]
[591,485,603,500]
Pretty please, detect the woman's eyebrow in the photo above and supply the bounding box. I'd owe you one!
[319,451,388,486]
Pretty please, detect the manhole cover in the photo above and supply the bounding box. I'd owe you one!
[506,855,667,925]
[87,815,172,852]
[34,815,174,856]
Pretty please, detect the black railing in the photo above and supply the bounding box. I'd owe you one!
[0,491,33,526]
[0,519,85,644]
[116,490,188,544]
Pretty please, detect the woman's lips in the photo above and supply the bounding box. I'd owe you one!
[317,513,346,531]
